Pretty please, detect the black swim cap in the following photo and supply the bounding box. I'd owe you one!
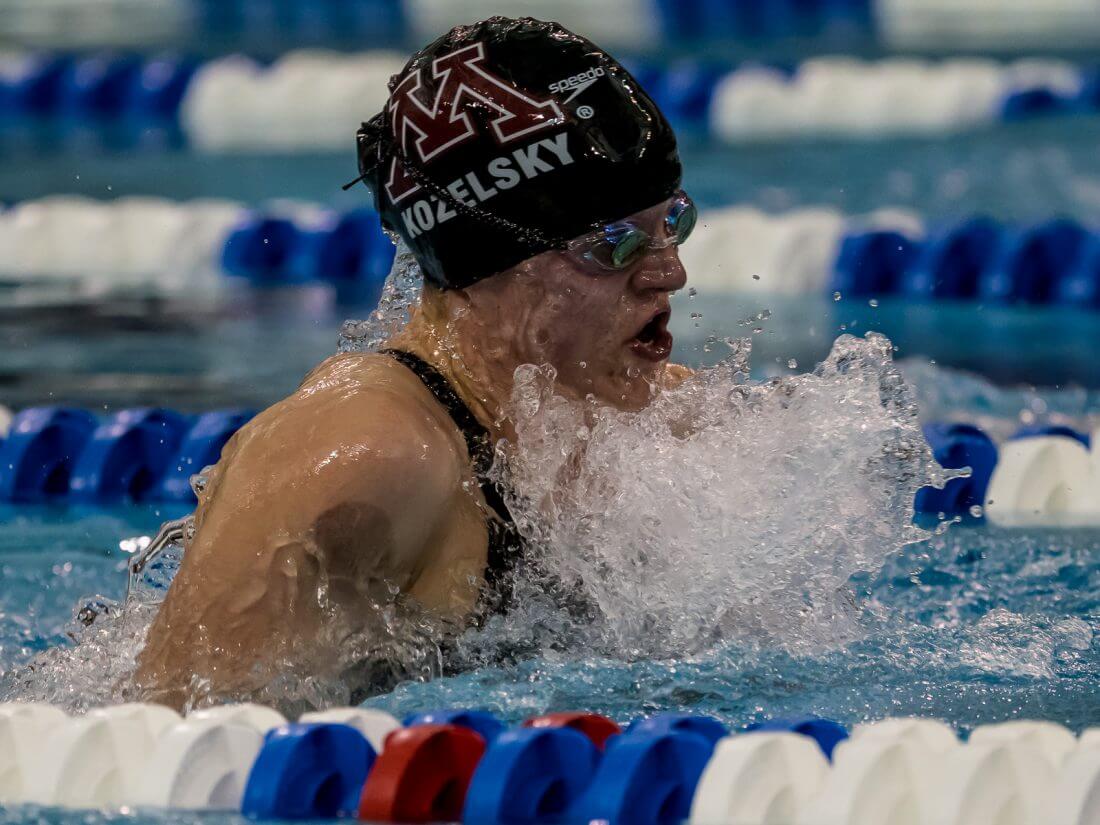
[354,16,682,290]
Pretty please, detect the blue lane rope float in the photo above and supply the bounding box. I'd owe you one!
[830,217,1100,306]
[898,217,1002,301]
[221,216,311,286]
[242,723,377,820]
[915,423,999,519]
[1059,235,1100,308]
[0,406,254,505]
[653,0,872,42]
[0,408,97,503]
[978,218,1091,306]
[68,408,191,504]
[567,729,712,825]
[831,230,919,297]
[462,727,600,825]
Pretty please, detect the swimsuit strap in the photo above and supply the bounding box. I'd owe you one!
[379,348,495,478]
[378,349,519,604]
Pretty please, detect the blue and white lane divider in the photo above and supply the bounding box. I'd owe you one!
[1,51,1096,151]
[9,197,1100,310]
[916,423,1100,526]
[684,208,1100,308]
[0,197,394,302]
[8,0,1100,52]
[1,701,1099,825]
[0,403,1096,524]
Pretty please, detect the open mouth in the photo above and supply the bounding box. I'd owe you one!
[629,310,673,362]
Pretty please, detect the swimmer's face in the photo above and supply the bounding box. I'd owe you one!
[486,197,689,410]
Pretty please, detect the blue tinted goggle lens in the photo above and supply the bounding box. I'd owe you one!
[593,196,697,270]
[668,198,697,245]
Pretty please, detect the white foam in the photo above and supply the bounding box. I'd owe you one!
[487,333,938,658]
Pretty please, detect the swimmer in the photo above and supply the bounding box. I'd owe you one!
[135,16,695,709]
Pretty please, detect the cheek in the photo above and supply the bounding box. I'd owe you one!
[540,287,623,359]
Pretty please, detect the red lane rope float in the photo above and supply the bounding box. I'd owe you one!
[357,724,486,823]
[523,712,622,750]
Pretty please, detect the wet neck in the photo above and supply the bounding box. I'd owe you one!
[386,305,519,445]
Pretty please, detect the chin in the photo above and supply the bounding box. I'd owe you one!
[554,353,665,411]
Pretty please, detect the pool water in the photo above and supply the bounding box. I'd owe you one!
[5,292,1100,417]
[2,357,1098,731]
[1,463,1098,731]
[3,72,1100,825]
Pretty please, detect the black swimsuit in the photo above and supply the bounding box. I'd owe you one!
[379,349,521,614]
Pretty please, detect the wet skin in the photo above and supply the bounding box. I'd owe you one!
[135,197,691,708]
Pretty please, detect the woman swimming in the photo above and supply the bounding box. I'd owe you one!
[135,16,695,708]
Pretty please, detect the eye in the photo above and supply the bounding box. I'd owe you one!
[609,227,649,268]
[588,225,648,269]
[667,197,697,245]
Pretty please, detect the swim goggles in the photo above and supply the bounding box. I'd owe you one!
[564,192,697,271]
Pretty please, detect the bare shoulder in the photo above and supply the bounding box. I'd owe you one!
[208,352,466,531]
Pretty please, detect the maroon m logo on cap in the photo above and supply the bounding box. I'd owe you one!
[385,42,565,203]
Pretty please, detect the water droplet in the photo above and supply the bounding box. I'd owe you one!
[579,361,587,369]
[833,291,842,301]
[868,299,879,308]
[787,358,798,369]
[969,505,984,518]
[752,274,761,280]
[688,287,698,298]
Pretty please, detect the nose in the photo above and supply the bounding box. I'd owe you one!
[630,244,688,294]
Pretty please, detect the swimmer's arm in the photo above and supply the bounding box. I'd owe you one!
[135,375,462,705]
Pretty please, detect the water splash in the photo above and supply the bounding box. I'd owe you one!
[451,333,942,669]
[367,525,1100,731]
[338,238,422,354]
